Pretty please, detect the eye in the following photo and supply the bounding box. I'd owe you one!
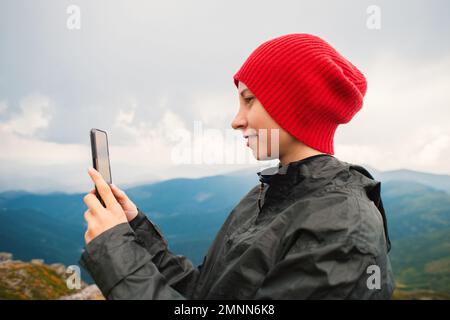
[244,97,254,104]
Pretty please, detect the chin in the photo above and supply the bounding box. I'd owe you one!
[252,149,277,161]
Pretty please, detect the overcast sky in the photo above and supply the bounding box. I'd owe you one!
[1,0,449,193]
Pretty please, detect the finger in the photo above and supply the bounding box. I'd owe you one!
[110,183,127,200]
[87,167,119,210]
[83,209,93,222]
[89,188,96,195]
[83,210,99,230]
[83,193,105,215]
[84,230,92,244]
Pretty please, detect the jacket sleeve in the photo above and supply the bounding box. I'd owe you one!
[128,208,201,294]
[79,210,201,299]
[253,237,383,300]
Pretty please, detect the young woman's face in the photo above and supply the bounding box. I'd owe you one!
[231,82,296,161]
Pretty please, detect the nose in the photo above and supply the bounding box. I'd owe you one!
[231,111,247,131]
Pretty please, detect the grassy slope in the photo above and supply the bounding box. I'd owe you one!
[0,261,75,299]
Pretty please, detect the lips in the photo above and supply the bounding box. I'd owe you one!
[244,135,257,147]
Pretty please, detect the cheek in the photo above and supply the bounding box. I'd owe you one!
[278,131,294,151]
[247,102,269,127]
[246,109,259,128]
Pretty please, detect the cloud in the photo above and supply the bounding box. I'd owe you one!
[336,125,450,175]
[0,94,52,137]
[335,53,450,174]
[0,1,449,192]
[408,126,450,168]
[189,91,237,128]
[0,93,260,193]
[0,101,7,116]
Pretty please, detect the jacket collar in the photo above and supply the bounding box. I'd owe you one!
[257,154,336,188]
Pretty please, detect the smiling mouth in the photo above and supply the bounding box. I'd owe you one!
[245,135,257,147]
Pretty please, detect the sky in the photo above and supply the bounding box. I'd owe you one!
[0,0,449,193]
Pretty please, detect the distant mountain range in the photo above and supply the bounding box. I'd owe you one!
[0,165,449,299]
[0,173,258,273]
[364,165,450,194]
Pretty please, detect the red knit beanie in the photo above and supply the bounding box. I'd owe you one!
[233,33,367,155]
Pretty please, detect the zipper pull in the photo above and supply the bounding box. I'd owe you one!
[257,182,264,212]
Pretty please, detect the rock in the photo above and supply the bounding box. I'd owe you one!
[31,259,44,265]
[59,284,104,300]
[49,263,66,276]
[0,252,13,263]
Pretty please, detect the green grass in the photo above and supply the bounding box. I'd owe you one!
[390,228,450,295]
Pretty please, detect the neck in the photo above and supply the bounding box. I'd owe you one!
[279,142,327,166]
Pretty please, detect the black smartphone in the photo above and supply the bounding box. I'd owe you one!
[90,128,112,207]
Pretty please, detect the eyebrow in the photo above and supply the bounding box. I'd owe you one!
[239,88,251,97]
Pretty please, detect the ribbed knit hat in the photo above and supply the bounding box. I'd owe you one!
[233,33,367,155]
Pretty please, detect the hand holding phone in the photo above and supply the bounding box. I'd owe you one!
[90,128,112,207]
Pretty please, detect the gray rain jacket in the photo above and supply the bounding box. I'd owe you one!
[80,154,395,299]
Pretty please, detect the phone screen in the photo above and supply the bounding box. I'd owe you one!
[92,129,112,184]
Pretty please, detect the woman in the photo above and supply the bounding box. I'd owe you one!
[80,33,395,299]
